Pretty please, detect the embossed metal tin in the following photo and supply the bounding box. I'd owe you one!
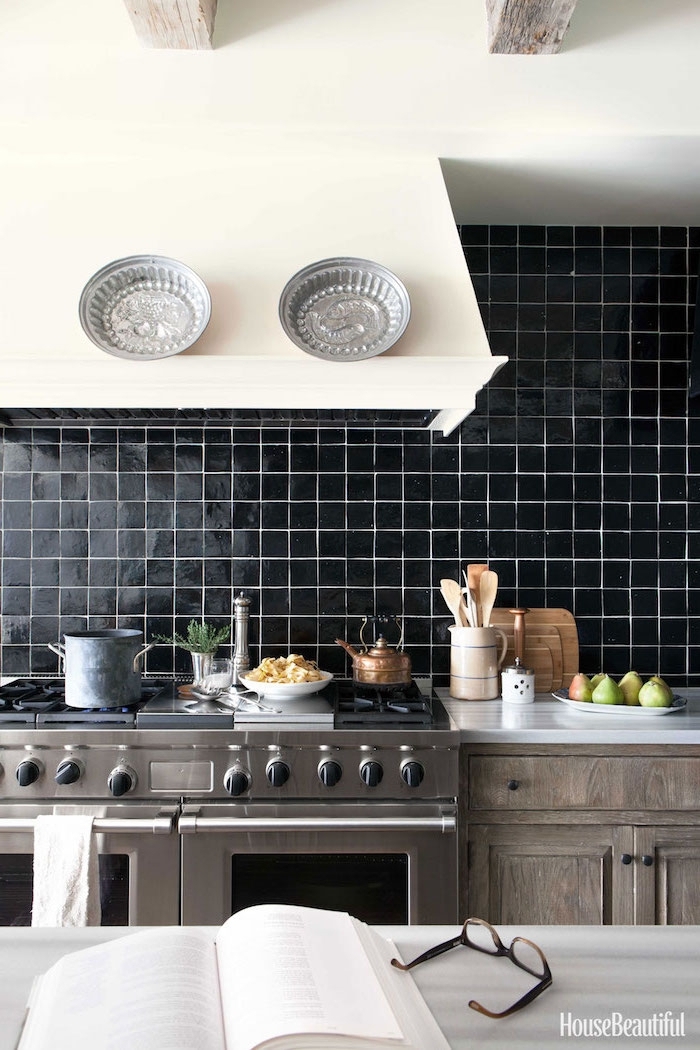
[279,257,411,362]
[79,255,211,361]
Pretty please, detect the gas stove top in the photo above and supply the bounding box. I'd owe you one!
[0,677,451,730]
[0,677,458,804]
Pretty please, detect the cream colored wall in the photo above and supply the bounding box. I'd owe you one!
[0,0,699,222]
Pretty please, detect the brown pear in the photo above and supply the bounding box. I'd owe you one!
[568,673,593,702]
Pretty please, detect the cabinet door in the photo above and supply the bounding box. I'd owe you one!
[634,826,700,925]
[467,824,634,926]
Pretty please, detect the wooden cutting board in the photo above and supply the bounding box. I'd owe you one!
[494,623,562,691]
[520,643,554,692]
[490,608,579,691]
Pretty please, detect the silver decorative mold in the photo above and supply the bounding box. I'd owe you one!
[79,255,211,361]
[279,257,411,362]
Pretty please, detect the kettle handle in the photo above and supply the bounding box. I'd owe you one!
[133,642,155,673]
[360,615,404,651]
[47,642,65,669]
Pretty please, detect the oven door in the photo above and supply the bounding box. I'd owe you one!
[179,801,458,926]
[0,803,180,926]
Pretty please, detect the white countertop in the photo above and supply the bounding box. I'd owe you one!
[441,688,700,744]
[1,924,697,1050]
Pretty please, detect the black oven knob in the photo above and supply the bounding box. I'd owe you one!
[359,759,383,787]
[224,768,251,797]
[55,759,83,786]
[266,760,290,788]
[108,766,135,797]
[318,760,342,787]
[400,760,425,788]
[15,760,41,787]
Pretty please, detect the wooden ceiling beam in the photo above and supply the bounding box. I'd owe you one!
[486,0,578,54]
[123,0,218,49]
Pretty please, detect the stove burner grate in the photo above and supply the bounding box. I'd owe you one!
[334,680,443,726]
[0,680,163,726]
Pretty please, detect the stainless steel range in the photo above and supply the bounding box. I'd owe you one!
[0,678,459,927]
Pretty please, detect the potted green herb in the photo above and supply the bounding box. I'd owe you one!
[155,620,231,683]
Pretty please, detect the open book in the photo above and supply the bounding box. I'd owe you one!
[18,904,450,1050]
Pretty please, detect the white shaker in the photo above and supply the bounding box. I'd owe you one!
[501,657,535,703]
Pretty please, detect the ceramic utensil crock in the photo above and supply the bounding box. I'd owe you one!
[448,625,508,700]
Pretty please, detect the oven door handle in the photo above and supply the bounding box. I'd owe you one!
[179,814,456,833]
[0,810,177,835]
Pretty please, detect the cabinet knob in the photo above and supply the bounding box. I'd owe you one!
[620,853,633,865]
[507,779,519,791]
[641,854,654,867]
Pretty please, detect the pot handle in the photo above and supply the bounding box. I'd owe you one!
[47,642,66,669]
[133,642,155,672]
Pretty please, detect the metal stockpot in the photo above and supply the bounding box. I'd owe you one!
[48,629,154,709]
[335,615,412,686]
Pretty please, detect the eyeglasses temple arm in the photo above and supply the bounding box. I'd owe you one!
[390,934,463,972]
[469,974,553,1019]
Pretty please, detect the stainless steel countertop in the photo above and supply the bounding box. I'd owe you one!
[441,688,700,745]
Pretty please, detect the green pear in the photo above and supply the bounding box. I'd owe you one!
[591,674,624,705]
[639,679,673,708]
[589,673,606,690]
[568,673,593,702]
[648,675,673,703]
[618,671,643,706]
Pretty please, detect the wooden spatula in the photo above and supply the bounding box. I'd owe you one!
[440,579,468,627]
[479,569,499,628]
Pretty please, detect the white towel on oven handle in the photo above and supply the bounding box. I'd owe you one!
[31,812,102,926]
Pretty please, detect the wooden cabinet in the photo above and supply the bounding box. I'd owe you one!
[462,746,700,927]
[634,826,700,924]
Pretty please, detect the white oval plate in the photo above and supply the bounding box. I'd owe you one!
[239,670,333,700]
[552,689,687,716]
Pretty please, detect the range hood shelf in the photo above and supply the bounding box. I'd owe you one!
[0,156,506,435]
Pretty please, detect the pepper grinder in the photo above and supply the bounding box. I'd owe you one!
[232,591,252,685]
[501,608,535,703]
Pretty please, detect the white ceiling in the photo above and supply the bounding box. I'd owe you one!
[1,0,699,224]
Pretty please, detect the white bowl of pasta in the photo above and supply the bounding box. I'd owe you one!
[239,655,333,699]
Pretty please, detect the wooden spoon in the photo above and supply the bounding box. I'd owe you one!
[467,563,489,593]
[440,578,468,627]
[465,563,488,626]
[479,569,499,628]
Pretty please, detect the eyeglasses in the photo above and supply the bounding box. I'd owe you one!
[390,917,552,1019]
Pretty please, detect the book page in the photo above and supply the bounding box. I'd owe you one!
[19,928,225,1050]
[352,920,451,1050]
[216,905,406,1050]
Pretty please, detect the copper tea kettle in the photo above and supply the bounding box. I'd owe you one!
[336,615,411,686]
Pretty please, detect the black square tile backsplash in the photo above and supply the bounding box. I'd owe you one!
[1,226,699,686]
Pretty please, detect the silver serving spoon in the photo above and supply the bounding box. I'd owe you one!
[235,690,283,715]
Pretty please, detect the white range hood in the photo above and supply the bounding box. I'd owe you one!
[0,155,506,435]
